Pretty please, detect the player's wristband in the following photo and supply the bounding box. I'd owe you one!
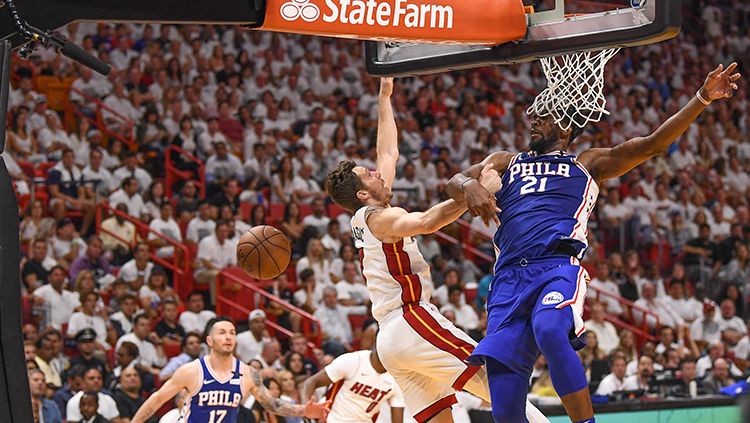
[696,89,712,106]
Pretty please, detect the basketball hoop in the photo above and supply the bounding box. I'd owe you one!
[526,48,620,131]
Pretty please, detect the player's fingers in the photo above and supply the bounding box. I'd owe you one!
[730,73,742,81]
[481,163,494,174]
[725,62,738,74]
[709,64,723,77]
[731,83,738,90]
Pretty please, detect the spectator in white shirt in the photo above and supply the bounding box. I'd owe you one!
[82,147,117,200]
[31,266,80,330]
[103,82,140,124]
[585,303,620,355]
[118,243,154,291]
[321,220,342,259]
[65,368,120,422]
[595,355,627,396]
[194,220,238,305]
[110,36,138,70]
[67,291,109,350]
[588,262,624,316]
[670,138,697,169]
[236,309,272,363]
[302,199,330,236]
[197,117,227,157]
[660,280,702,324]
[392,162,427,209]
[716,299,747,334]
[314,287,355,357]
[440,286,479,332]
[179,291,217,335]
[148,202,182,258]
[115,314,166,372]
[335,263,369,307]
[295,238,333,287]
[634,282,684,329]
[691,300,721,347]
[291,162,324,205]
[621,355,654,392]
[38,111,75,161]
[113,151,153,195]
[110,293,139,336]
[186,200,216,243]
[109,177,148,219]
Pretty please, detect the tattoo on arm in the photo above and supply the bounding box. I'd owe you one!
[251,368,305,416]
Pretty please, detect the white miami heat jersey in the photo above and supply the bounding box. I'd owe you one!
[351,206,433,323]
[324,350,405,422]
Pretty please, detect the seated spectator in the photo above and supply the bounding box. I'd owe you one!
[314,287,364,357]
[321,220,342,261]
[194,220,238,305]
[440,286,479,332]
[301,198,330,236]
[154,300,186,347]
[696,341,743,378]
[159,333,202,381]
[108,177,147,220]
[287,333,319,376]
[38,112,75,161]
[236,309,272,363]
[691,299,721,349]
[293,269,327,315]
[335,262,369,307]
[98,203,136,266]
[29,368,63,423]
[66,368,120,422]
[113,151,152,195]
[21,238,56,291]
[19,199,55,243]
[280,202,305,257]
[67,293,109,350]
[595,355,627,396]
[660,280,702,324]
[654,326,696,359]
[34,335,62,388]
[671,359,703,397]
[53,365,85,420]
[330,244,359,283]
[716,299,747,333]
[205,140,243,184]
[178,291,217,335]
[50,218,85,269]
[291,163,324,204]
[433,269,464,308]
[73,391,109,423]
[108,341,139,391]
[255,339,283,371]
[46,148,96,234]
[271,156,295,204]
[719,284,745,321]
[211,178,241,215]
[109,294,139,337]
[81,147,117,200]
[148,202,182,258]
[392,162,427,209]
[197,117,227,157]
[585,303,620,355]
[115,314,166,375]
[32,266,80,331]
[143,181,169,222]
[113,367,155,423]
[69,329,108,376]
[185,200,216,244]
[633,282,683,329]
[617,329,638,363]
[175,180,200,224]
[69,236,112,287]
[138,266,181,315]
[118,243,153,292]
[622,355,654,392]
[701,357,735,395]
[718,244,750,286]
[682,224,719,286]
[588,262,624,316]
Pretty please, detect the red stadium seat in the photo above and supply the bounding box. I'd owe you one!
[163,342,181,359]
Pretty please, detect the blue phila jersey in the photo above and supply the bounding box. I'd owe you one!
[182,357,243,423]
[492,151,599,271]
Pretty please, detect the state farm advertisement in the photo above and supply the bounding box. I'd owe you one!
[260,0,527,45]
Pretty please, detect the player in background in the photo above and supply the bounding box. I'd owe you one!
[131,317,329,423]
[300,349,405,423]
[446,63,741,423]
[326,78,547,423]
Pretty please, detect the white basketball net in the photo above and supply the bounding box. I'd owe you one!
[526,48,620,131]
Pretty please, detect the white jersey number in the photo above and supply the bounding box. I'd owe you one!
[520,176,548,195]
[209,410,227,423]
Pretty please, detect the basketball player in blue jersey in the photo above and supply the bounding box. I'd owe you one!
[446,63,741,423]
[131,317,329,423]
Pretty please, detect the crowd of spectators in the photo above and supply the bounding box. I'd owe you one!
[8,0,750,421]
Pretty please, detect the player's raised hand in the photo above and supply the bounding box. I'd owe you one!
[302,399,331,420]
[702,62,741,101]
[463,165,501,227]
[380,77,394,97]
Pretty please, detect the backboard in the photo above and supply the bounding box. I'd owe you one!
[365,0,682,76]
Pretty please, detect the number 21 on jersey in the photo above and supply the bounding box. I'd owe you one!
[520,176,548,195]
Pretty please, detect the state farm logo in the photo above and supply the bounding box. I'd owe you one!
[281,0,321,22]
[279,0,454,29]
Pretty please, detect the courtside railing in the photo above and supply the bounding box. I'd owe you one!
[165,144,206,198]
[65,87,137,151]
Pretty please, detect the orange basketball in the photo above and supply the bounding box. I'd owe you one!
[236,225,292,280]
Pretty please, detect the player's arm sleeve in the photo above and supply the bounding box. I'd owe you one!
[387,381,406,408]
[324,352,355,382]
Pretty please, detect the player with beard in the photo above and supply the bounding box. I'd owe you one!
[131,317,329,423]
[445,63,741,422]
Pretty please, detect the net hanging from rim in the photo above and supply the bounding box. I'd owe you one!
[526,48,621,131]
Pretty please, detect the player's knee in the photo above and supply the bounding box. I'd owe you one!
[532,310,569,353]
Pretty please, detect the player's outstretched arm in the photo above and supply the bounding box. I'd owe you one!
[391,406,405,423]
[376,77,398,190]
[299,369,334,403]
[579,62,741,183]
[370,164,501,240]
[131,363,195,423]
[247,366,330,419]
[446,151,514,226]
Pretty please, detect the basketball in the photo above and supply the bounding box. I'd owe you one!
[236,225,292,280]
